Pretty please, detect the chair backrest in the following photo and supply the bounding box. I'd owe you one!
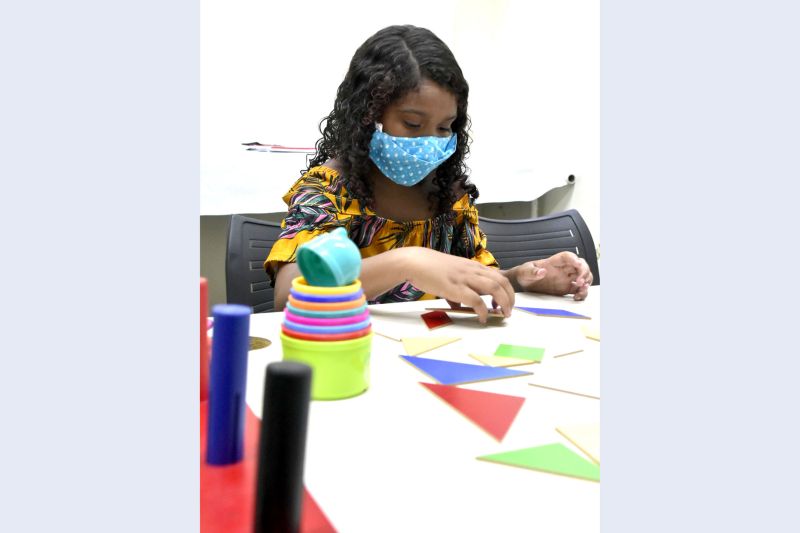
[225,214,283,313]
[479,209,600,285]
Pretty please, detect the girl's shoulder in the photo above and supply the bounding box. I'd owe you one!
[284,164,343,194]
[281,165,364,215]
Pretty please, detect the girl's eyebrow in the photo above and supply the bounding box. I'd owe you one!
[400,109,457,121]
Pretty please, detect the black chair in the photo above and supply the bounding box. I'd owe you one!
[225,214,283,313]
[479,209,600,285]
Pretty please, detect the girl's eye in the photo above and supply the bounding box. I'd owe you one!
[404,122,421,129]
[439,127,452,134]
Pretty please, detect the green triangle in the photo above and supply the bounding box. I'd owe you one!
[494,344,545,362]
[477,443,600,482]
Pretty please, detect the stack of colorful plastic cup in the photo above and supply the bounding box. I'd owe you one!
[280,228,372,400]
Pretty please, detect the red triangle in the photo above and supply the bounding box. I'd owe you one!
[421,383,525,442]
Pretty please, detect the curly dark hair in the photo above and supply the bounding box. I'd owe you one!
[307,25,478,215]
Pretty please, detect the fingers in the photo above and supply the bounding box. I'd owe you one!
[411,253,518,320]
[445,299,463,310]
[575,259,592,286]
[450,269,513,323]
[550,252,591,288]
[473,270,514,317]
[445,262,515,317]
[566,257,592,299]
[489,269,516,311]
[573,283,590,300]
[459,290,490,323]
[556,252,592,282]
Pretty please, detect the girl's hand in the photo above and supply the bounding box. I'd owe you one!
[508,252,593,301]
[401,248,515,323]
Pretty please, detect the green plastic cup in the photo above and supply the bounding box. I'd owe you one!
[280,332,372,400]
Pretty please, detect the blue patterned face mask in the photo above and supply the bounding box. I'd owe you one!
[368,123,458,186]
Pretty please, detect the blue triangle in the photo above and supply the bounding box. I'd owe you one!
[400,355,532,385]
[516,306,590,319]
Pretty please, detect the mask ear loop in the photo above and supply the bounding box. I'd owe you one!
[375,122,383,132]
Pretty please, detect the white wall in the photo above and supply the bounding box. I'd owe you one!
[201,0,599,239]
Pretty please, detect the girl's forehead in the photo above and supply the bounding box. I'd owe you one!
[392,79,457,112]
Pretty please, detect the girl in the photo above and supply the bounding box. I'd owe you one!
[266,25,593,322]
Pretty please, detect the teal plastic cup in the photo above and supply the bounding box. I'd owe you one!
[296,227,362,287]
[280,332,372,400]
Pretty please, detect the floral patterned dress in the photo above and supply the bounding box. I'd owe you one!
[265,166,499,303]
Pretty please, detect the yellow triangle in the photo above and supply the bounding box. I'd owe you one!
[556,423,600,464]
[469,354,535,367]
[581,324,600,341]
[402,337,460,356]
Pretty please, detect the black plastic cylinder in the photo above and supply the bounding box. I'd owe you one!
[254,361,312,533]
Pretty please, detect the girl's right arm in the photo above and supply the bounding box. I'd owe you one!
[274,247,515,323]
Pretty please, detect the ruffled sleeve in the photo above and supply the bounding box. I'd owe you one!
[264,167,354,284]
[456,198,500,269]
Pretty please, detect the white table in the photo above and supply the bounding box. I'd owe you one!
[245,289,601,533]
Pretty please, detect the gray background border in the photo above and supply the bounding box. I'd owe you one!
[1,1,199,530]
[602,0,800,531]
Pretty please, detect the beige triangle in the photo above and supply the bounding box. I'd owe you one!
[469,354,535,367]
[581,324,600,341]
[556,423,600,464]
[402,337,460,356]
